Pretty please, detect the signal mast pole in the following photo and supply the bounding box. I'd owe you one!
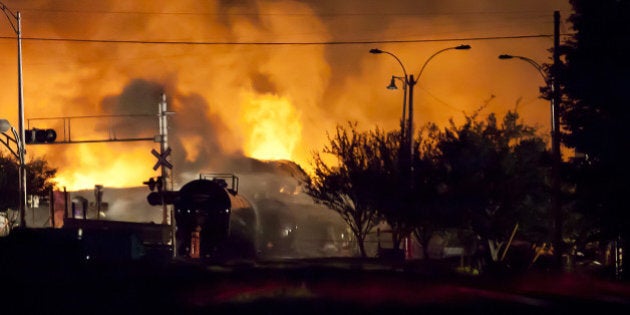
[157,93,177,257]
[158,93,170,225]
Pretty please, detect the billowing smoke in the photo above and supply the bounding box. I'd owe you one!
[2,1,571,255]
[0,0,572,190]
[96,79,234,172]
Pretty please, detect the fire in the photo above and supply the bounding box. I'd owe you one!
[242,93,302,161]
[51,143,154,191]
[0,1,565,194]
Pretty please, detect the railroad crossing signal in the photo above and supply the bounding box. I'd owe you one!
[151,148,172,170]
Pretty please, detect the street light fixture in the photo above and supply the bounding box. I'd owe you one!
[387,76,401,90]
[386,75,408,137]
[1,2,27,228]
[0,119,11,133]
[370,44,471,172]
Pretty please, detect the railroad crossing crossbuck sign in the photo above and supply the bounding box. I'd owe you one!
[152,148,173,170]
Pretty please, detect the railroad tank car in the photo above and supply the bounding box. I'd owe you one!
[171,174,343,260]
[174,177,259,260]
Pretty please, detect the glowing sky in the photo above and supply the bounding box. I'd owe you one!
[0,0,572,190]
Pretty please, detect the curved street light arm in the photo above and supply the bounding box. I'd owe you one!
[370,48,409,80]
[498,53,556,154]
[383,51,409,80]
[414,47,455,83]
[0,1,18,32]
[516,56,548,82]
[499,54,548,82]
[414,45,471,83]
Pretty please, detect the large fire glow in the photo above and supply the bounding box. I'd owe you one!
[52,143,155,190]
[0,0,571,191]
[242,93,301,161]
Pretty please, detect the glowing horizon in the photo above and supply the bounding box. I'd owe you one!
[0,0,571,191]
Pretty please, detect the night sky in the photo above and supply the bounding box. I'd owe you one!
[0,0,571,190]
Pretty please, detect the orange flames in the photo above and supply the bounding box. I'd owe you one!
[242,93,302,161]
[0,1,570,192]
[50,143,155,191]
[43,91,307,191]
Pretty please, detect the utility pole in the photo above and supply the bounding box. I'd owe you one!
[551,10,563,269]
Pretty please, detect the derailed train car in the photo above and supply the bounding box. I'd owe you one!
[168,173,348,261]
[174,175,261,260]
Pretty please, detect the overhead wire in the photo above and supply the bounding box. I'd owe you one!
[18,7,573,18]
[1,6,575,46]
[0,34,562,45]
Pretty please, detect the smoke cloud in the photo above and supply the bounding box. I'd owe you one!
[1,0,572,257]
[0,0,571,191]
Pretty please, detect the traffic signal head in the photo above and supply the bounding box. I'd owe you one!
[25,128,57,144]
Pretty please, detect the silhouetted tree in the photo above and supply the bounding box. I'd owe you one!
[410,123,451,259]
[0,153,57,213]
[304,122,381,257]
[433,111,549,266]
[556,0,630,273]
[365,128,410,252]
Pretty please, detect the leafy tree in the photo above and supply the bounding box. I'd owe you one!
[306,123,436,256]
[306,112,549,263]
[556,0,630,271]
[0,153,57,212]
[304,122,381,257]
[433,111,549,264]
[410,123,452,259]
[364,128,410,252]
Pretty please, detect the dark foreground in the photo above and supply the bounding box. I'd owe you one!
[1,230,629,314]
[4,257,630,314]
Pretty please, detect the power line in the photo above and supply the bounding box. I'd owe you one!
[0,33,567,46]
[19,7,573,18]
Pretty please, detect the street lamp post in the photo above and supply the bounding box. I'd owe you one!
[370,45,471,172]
[498,53,562,267]
[1,2,27,227]
[370,45,471,259]
[369,48,411,164]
